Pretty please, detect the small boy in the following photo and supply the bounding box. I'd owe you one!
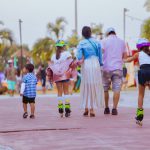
[20,64,37,119]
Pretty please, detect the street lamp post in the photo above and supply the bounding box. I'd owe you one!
[19,19,23,71]
[123,8,129,41]
[75,0,78,34]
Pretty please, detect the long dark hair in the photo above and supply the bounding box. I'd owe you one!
[82,26,91,39]
[56,46,63,60]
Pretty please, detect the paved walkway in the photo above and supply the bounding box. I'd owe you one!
[0,90,150,150]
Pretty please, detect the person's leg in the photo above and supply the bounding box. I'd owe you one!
[138,84,145,109]
[136,84,145,124]
[42,78,46,94]
[111,70,123,114]
[56,82,64,117]
[63,81,71,117]
[104,91,109,108]
[23,103,27,113]
[30,103,35,115]
[42,86,46,94]
[69,80,75,95]
[102,71,111,114]
[56,82,63,96]
[113,91,120,109]
[22,96,28,118]
[23,103,28,118]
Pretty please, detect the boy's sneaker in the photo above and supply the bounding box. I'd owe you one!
[112,108,118,115]
[23,112,28,119]
[104,107,110,114]
[30,114,35,119]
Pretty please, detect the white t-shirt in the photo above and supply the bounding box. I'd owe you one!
[139,51,150,65]
[51,51,71,63]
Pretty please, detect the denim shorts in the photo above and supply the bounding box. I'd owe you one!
[102,70,123,92]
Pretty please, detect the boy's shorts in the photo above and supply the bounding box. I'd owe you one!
[23,96,35,104]
[102,70,123,92]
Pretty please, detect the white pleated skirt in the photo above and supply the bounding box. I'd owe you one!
[80,56,104,109]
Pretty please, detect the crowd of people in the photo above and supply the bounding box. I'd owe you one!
[1,26,150,126]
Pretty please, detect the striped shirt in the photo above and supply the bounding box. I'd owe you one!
[23,73,37,98]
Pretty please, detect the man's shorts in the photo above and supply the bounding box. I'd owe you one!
[102,70,123,92]
[23,96,35,104]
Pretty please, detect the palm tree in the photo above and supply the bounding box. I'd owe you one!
[0,29,14,45]
[47,17,67,40]
[67,31,80,48]
[32,37,55,65]
[144,0,150,11]
[91,23,103,38]
[141,18,150,41]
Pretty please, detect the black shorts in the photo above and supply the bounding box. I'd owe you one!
[42,78,46,87]
[23,96,35,104]
[55,79,70,83]
[138,64,150,85]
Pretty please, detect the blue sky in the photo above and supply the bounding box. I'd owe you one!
[0,0,149,49]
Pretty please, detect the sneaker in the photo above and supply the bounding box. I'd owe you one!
[30,114,35,119]
[112,108,118,115]
[23,112,28,119]
[104,107,110,114]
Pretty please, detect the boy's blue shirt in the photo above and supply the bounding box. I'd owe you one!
[23,73,37,98]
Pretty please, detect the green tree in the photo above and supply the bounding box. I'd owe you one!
[141,18,150,41]
[32,37,55,66]
[144,0,150,11]
[0,45,18,71]
[0,21,16,71]
[67,32,80,48]
[91,23,103,37]
[0,29,14,45]
[47,17,67,40]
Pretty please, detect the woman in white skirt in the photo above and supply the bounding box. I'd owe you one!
[77,26,104,117]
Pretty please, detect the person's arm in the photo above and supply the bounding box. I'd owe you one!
[97,42,103,66]
[66,51,72,60]
[77,44,83,60]
[20,76,27,96]
[4,68,7,79]
[100,39,105,53]
[20,83,25,96]
[124,53,139,63]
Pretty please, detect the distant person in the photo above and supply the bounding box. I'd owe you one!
[77,26,103,117]
[38,64,47,94]
[16,68,22,93]
[122,64,128,90]
[0,71,5,87]
[74,66,81,92]
[20,64,37,119]
[5,59,17,96]
[69,50,78,95]
[132,50,140,89]
[101,27,127,115]
[124,38,150,126]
